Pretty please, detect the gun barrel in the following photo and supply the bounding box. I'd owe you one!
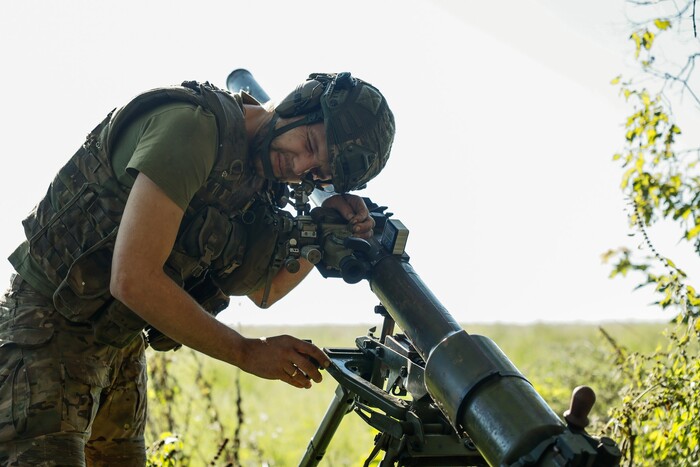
[370,251,462,354]
[370,254,567,465]
[226,68,271,104]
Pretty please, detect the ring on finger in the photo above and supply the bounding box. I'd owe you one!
[291,367,298,377]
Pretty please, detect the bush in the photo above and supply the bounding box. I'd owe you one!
[604,316,700,465]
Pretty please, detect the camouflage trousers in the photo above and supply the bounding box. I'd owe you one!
[0,275,147,466]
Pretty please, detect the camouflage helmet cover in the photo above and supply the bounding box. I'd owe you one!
[276,72,395,192]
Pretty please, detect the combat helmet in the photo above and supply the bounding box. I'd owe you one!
[260,72,395,193]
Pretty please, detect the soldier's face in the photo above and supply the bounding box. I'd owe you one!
[270,121,331,184]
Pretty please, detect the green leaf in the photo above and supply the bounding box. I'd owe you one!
[687,223,700,240]
[631,32,642,58]
[643,30,656,50]
[654,19,671,30]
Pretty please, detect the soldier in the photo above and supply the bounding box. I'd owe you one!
[0,72,395,465]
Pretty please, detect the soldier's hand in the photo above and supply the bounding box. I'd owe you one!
[322,194,375,239]
[241,335,331,388]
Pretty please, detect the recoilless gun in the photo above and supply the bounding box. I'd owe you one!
[227,69,622,467]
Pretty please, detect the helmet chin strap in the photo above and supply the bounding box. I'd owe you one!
[259,114,280,180]
[258,111,325,182]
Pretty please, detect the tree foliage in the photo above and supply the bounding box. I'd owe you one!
[602,1,700,464]
[603,0,700,317]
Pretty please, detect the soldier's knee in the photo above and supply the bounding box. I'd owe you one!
[0,432,88,466]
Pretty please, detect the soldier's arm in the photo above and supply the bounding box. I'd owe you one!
[110,173,329,387]
[247,261,315,308]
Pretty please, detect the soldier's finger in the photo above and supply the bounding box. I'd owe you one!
[295,340,330,367]
[282,368,306,388]
[293,358,322,384]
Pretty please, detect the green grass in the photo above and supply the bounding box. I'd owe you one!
[145,321,668,466]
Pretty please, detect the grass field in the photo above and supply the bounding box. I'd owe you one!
[145,321,668,466]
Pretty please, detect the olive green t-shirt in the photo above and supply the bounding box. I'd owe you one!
[112,102,218,210]
[10,102,219,297]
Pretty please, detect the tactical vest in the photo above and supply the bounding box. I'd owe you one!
[14,81,286,349]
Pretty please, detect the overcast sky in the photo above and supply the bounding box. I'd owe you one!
[1,0,696,326]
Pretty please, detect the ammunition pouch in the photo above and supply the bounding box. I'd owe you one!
[92,299,147,348]
[174,206,247,279]
[52,231,117,323]
[211,200,287,296]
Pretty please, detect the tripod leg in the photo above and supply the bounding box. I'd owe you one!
[299,384,355,467]
[363,432,391,467]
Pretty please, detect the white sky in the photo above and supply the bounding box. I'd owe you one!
[1,0,697,326]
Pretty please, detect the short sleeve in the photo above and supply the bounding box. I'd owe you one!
[120,103,218,210]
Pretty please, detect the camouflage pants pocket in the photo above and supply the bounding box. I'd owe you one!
[86,336,147,465]
[0,327,55,443]
[0,348,29,442]
[60,357,113,435]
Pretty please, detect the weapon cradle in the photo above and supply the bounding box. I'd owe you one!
[300,311,488,466]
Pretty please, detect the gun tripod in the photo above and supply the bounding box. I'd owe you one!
[300,306,487,466]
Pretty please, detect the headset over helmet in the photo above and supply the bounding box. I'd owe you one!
[261,72,395,193]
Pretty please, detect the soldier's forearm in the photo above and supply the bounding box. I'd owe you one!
[248,259,314,308]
